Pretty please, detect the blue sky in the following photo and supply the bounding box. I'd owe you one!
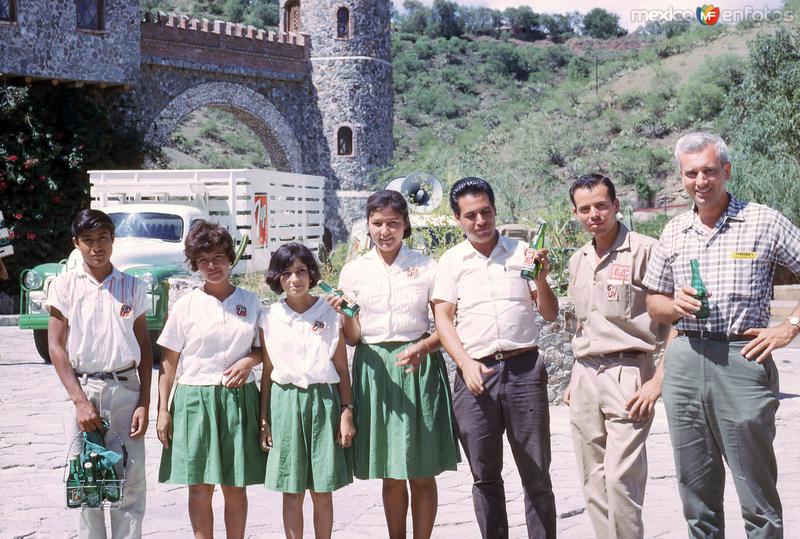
[394,0,789,30]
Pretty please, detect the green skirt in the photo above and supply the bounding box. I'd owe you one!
[265,383,353,494]
[352,341,460,480]
[159,381,266,487]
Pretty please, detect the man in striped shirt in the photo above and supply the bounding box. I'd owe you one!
[644,132,800,538]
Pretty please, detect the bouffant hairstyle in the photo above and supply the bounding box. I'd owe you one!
[265,242,322,294]
[71,209,115,238]
[184,220,236,271]
[365,190,412,240]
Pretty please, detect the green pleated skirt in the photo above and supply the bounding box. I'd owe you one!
[159,381,267,486]
[352,341,460,480]
[265,383,353,494]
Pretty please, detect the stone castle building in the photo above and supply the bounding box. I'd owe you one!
[0,0,393,242]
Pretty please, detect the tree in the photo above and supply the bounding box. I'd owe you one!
[428,0,463,38]
[399,0,430,35]
[503,6,546,41]
[582,8,626,39]
[540,13,575,42]
[724,28,800,225]
[0,85,144,296]
[461,6,502,36]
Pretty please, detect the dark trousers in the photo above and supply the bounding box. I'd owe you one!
[453,349,557,539]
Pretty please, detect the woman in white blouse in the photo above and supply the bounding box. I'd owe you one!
[156,221,266,539]
[334,190,459,539]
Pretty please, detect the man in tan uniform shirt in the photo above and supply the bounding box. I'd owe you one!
[565,174,669,539]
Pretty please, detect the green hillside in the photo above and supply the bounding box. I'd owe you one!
[148,0,800,230]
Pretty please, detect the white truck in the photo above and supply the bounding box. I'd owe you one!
[19,168,325,362]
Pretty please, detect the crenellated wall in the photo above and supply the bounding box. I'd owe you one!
[140,12,310,81]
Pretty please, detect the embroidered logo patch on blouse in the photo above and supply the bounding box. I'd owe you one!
[119,303,132,318]
[311,320,326,334]
[236,304,248,317]
[406,266,419,278]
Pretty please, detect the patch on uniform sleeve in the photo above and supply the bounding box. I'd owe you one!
[731,251,757,260]
[607,264,631,285]
[311,320,326,334]
[236,304,248,317]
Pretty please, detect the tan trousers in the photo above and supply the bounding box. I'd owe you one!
[568,355,654,539]
[64,374,147,539]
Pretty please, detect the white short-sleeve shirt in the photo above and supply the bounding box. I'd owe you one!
[261,297,341,389]
[44,265,149,373]
[431,235,539,359]
[157,287,262,386]
[338,246,435,343]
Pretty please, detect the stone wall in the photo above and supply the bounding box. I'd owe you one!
[0,0,139,85]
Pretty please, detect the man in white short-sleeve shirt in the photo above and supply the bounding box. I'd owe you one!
[46,209,152,539]
[432,177,559,539]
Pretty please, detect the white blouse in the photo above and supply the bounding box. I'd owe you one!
[338,246,435,343]
[157,287,262,386]
[261,297,341,388]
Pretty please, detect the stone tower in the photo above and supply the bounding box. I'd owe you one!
[281,0,393,191]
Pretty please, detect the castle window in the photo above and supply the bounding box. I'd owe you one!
[285,0,301,32]
[76,0,104,31]
[0,0,16,21]
[337,127,353,156]
[336,7,350,39]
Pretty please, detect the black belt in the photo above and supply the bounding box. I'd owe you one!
[676,330,754,342]
[76,364,137,382]
[478,346,538,362]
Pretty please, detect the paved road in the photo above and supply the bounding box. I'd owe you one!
[1,325,798,538]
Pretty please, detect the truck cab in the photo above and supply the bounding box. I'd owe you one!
[19,168,325,362]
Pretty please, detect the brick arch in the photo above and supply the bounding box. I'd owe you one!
[144,82,303,173]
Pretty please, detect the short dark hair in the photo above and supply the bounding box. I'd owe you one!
[184,220,236,272]
[569,173,617,207]
[449,177,495,216]
[366,190,412,240]
[71,209,115,238]
[265,242,322,294]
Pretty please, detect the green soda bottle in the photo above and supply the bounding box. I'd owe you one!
[66,456,83,508]
[521,222,547,281]
[83,462,102,508]
[318,281,360,317]
[103,463,121,502]
[689,259,711,319]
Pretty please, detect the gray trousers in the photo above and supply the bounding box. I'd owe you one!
[64,374,147,539]
[662,336,782,539]
[452,349,556,539]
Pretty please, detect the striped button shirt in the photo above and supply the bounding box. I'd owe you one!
[643,194,800,334]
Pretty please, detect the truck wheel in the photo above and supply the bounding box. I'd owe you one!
[149,330,161,364]
[33,329,52,364]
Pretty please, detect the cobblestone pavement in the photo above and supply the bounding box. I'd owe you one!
[1,325,798,538]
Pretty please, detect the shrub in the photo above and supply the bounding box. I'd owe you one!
[0,84,144,296]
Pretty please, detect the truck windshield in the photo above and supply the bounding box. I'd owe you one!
[109,212,184,242]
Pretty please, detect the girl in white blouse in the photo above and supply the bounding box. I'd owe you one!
[333,190,459,539]
[156,221,266,539]
[260,242,355,539]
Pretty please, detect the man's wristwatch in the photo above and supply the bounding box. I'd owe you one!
[341,403,354,411]
[787,315,800,332]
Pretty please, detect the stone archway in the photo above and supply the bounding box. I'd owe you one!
[144,82,303,173]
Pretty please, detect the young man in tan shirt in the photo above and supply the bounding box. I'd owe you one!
[566,173,669,539]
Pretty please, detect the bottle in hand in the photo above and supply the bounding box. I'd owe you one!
[318,281,360,317]
[689,259,711,319]
[521,222,547,281]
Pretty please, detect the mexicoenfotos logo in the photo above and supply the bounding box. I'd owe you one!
[696,4,721,25]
